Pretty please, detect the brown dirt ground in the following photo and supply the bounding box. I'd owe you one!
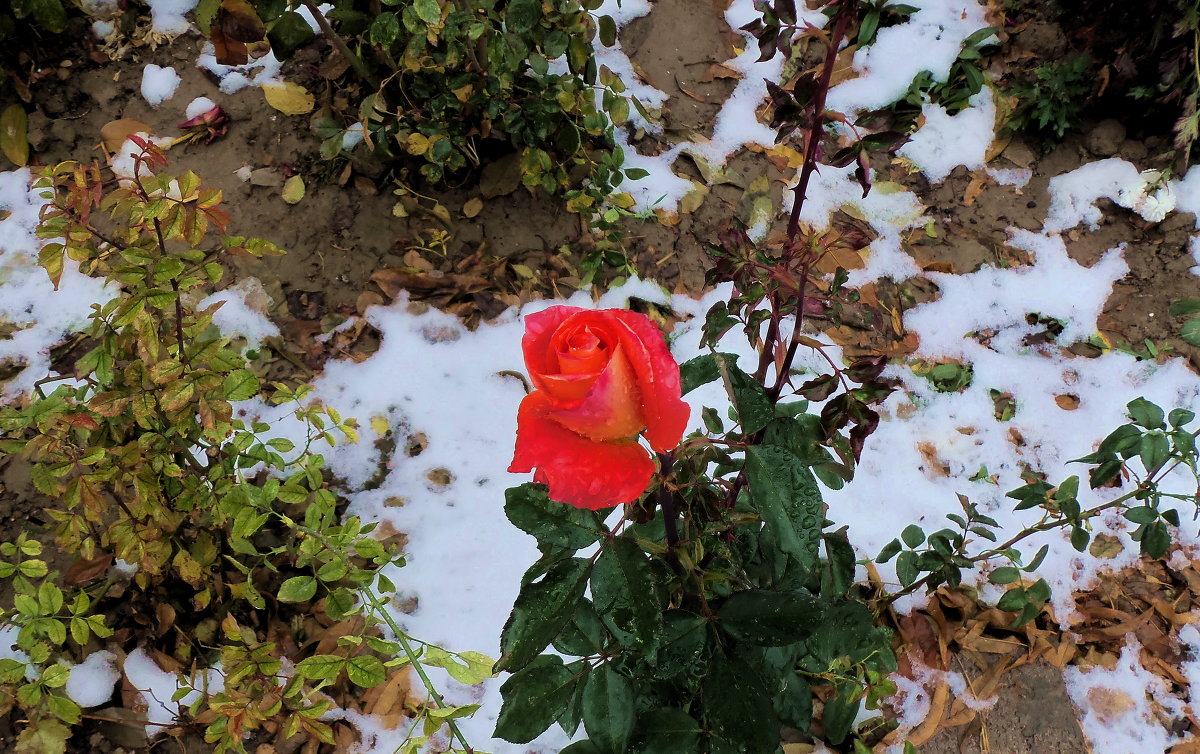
[2,1,1199,753]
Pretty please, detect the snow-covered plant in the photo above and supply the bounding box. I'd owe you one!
[0,142,490,754]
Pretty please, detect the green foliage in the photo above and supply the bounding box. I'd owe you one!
[498,304,898,751]
[0,144,489,753]
[247,0,640,213]
[1006,55,1093,148]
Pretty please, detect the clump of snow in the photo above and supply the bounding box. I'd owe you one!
[141,65,181,107]
[341,122,366,150]
[1064,638,1190,753]
[123,648,224,736]
[197,45,282,93]
[0,170,114,398]
[185,96,217,120]
[826,2,994,116]
[66,651,120,708]
[92,20,114,38]
[296,2,333,33]
[898,88,996,183]
[1046,160,1178,231]
[198,279,280,348]
[144,0,198,34]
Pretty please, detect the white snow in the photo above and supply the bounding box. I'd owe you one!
[0,170,114,398]
[185,96,217,120]
[66,650,120,708]
[899,88,997,183]
[1064,638,1189,754]
[143,0,198,35]
[198,279,280,348]
[123,648,224,736]
[141,64,181,107]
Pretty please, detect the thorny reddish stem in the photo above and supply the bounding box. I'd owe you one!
[656,0,860,538]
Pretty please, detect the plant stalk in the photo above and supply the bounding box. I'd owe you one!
[296,0,379,87]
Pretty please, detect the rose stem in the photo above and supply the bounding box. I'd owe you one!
[656,451,684,576]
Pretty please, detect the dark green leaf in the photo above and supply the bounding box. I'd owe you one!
[988,566,1019,584]
[582,664,635,753]
[497,558,590,673]
[1139,431,1170,473]
[702,653,776,754]
[900,524,924,548]
[1142,521,1171,558]
[598,14,617,46]
[721,356,773,434]
[877,538,901,563]
[552,599,609,657]
[745,445,824,570]
[591,538,663,659]
[896,550,918,586]
[1169,299,1200,316]
[495,656,576,744]
[996,586,1026,611]
[635,708,701,754]
[679,352,736,396]
[506,0,541,32]
[650,611,706,680]
[1181,318,1200,347]
[717,589,822,646]
[822,528,856,597]
[268,10,316,60]
[822,680,860,745]
[1127,397,1164,430]
[505,483,605,550]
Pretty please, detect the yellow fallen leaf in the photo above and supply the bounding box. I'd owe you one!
[262,82,315,115]
[369,416,390,435]
[1,105,29,167]
[462,197,483,218]
[281,175,305,204]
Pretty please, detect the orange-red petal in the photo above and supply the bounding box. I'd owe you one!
[603,310,690,452]
[509,391,656,509]
[545,341,643,442]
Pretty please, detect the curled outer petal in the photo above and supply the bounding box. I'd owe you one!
[509,392,656,510]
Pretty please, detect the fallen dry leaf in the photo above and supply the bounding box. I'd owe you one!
[262,82,315,115]
[100,118,152,152]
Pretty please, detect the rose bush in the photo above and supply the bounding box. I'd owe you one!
[508,306,690,509]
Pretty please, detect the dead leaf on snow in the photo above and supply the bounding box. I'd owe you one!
[100,118,152,152]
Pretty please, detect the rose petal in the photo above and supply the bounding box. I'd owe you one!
[605,310,690,452]
[509,392,656,509]
[546,341,643,442]
[521,306,581,393]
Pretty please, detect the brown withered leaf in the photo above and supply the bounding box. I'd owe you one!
[211,0,266,65]
[1054,393,1080,410]
[360,666,414,729]
[100,118,152,153]
[64,553,114,585]
[699,62,743,82]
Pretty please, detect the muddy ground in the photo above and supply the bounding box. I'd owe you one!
[1,0,1197,752]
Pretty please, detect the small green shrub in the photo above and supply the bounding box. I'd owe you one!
[1006,54,1092,147]
[0,142,489,753]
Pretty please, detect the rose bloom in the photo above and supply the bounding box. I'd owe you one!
[509,306,690,509]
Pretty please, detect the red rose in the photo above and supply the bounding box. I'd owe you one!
[508,306,690,509]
